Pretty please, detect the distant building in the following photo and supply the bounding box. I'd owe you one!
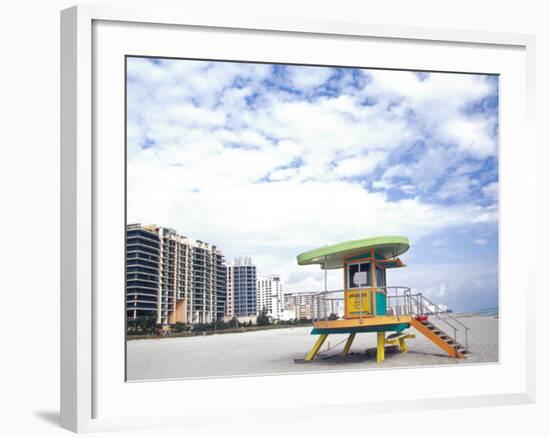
[283,303,313,321]
[281,307,300,321]
[257,275,284,319]
[126,224,227,325]
[226,257,257,318]
[283,292,340,320]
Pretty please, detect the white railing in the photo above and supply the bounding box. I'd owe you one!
[304,286,470,351]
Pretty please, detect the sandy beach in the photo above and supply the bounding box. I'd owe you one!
[126,314,498,381]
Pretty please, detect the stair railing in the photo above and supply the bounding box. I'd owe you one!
[404,290,470,352]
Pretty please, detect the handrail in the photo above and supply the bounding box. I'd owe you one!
[404,290,470,351]
[311,289,344,297]
[406,292,458,331]
[414,292,470,331]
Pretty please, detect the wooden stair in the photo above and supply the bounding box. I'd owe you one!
[411,318,469,359]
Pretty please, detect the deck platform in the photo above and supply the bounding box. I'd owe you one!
[313,315,413,330]
[311,316,412,335]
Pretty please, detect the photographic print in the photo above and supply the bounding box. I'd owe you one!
[125,57,499,381]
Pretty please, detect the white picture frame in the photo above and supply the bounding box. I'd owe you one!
[60,4,536,433]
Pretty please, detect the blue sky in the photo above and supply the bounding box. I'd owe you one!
[126,57,499,312]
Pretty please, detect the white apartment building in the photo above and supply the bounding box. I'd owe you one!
[256,275,284,320]
[283,292,341,320]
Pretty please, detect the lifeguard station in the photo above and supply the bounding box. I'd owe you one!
[296,236,470,364]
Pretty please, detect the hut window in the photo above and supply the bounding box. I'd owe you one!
[347,262,371,288]
[376,267,386,288]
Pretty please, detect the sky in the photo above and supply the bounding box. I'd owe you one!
[126,57,499,312]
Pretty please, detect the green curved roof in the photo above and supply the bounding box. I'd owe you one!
[297,236,409,270]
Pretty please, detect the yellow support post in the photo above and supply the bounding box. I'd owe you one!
[341,333,356,357]
[305,334,328,362]
[398,337,408,353]
[377,331,385,364]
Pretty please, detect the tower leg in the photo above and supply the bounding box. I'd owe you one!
[341,333,356,357]
[377,331,385,364]
[398,337,408,353]
[305,334,328,362]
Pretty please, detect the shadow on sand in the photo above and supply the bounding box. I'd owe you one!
[294,345,451,364]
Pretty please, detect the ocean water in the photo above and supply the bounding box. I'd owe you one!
[468,306,499,316]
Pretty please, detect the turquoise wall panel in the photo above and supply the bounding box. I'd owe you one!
[376,292,387,316]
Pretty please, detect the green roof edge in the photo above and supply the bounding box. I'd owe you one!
[297,236,410,266]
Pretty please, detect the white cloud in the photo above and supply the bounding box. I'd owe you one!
[473,238,488,245]
[442,116,497,158]
[286,65,335,89]
[431,238,448,248]
[482,181,499,200]
[378,147,454,193]
[333,151,387,178]
[435,175,479,201]
[367,70,498,160]
[269,167,298,181]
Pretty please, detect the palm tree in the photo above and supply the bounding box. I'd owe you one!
[256,307,271,326]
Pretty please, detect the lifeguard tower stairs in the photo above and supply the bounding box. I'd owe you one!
[406,293,470,358]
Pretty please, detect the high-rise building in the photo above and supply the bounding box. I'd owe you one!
[257,275,284,319]
[126,224,227,325]
[226,257,257,318]
[126,225,161,321]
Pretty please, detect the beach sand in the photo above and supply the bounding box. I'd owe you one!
[126,314,498,381]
